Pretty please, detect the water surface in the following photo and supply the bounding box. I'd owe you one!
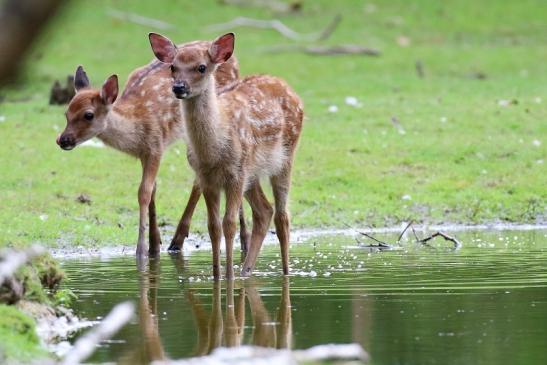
[62,229,547,364]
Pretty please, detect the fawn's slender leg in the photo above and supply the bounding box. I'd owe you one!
[148,183,162,253]
[203,188,222,279]
[241,182,273,277]
[223,183,243,279]
[169,182,201,251]
[271,169,292,275]
[239,207,250,253]
[137,155,161,257]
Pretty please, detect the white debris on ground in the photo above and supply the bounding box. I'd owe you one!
[327,105,338,113]
[80,139,105,148]
[152,343,368,365]
[344,96,362,108]
[0,115,5,122]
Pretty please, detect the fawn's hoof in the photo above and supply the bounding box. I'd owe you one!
[136,244,149,257]
[167,241,182,252]
[240,266,253,277]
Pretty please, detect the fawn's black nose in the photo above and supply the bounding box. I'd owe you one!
[172,82,189,99]
[58,134,76,150]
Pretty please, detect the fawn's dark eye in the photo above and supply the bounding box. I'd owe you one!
[84,112,94,121]
[197,64,207,74]
[170,65,176,73]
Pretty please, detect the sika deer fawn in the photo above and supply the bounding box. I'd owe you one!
[149,32,304,279]
[56,44,248,257]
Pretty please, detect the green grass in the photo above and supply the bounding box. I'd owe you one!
[0,0,545,249]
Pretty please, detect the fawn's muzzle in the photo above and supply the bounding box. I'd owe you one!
[172,82,190,99]
[57,134,76,150]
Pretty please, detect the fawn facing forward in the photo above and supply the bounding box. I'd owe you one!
[149,32,304,278]
[56,44,248,257]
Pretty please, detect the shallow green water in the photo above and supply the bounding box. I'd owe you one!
[61,229,547,364]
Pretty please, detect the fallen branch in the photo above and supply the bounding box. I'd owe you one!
[346,222,462,250]
[206,15,342,42]
[267,44,380,56]
[218,0,303,14]
[344,223,392,248]
[417,231,462,249]
[396,220,414,243]
[61,301,135,365]
[107,9,176,30]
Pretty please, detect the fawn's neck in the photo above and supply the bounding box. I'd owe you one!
[97,108,141,157]
[182,79,226,164]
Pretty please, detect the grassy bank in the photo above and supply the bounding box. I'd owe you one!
[0,0,545,251]
[0,251,64,363]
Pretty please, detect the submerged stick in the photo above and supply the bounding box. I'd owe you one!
[62,301,135,365]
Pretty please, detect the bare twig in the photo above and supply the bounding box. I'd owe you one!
[410,225,420,242]
[344,223,391,247]
[417,232,462,249]
[62,301,135,365]
[219,0,303,14]
[396,221,413,243]
[206,15,342,42]
[267,44,380,56]
[415,60,425,78]
[317,14,343,41]
[346,222,462,250]
[107,9,176,30]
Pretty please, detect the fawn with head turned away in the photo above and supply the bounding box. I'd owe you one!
[56,41,249,257]
[149,32,304,279]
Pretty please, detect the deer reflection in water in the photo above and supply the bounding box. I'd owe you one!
[129,254,292,363]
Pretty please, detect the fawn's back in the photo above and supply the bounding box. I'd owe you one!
[219,75,304,181]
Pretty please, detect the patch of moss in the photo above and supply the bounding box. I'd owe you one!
[0,305,48,363]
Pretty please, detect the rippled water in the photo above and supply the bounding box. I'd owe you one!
[61,229,547,364]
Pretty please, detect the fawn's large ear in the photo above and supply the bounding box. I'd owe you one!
[209,33,235,64]
[100,74,118,105]
[149,33,177,64]
[74,65,90,91]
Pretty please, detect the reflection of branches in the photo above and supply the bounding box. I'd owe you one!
[0,0,66,85]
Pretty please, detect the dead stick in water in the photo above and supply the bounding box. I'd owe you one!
[396,221,414,243]
[344,223,391,247]
[417,231,462,249]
